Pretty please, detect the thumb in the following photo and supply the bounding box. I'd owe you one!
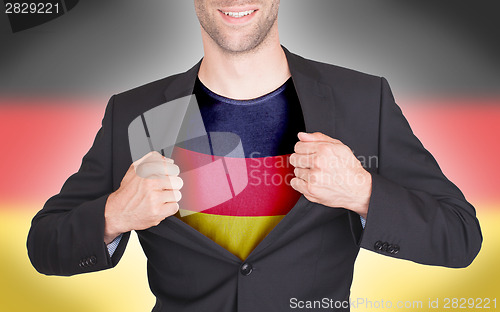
[298,132,340,143]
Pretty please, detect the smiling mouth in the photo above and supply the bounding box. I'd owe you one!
[220,9,257,18]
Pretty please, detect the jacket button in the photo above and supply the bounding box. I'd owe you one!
[79,259,87,268]
[89,256,97,265]
[381,242,389,252]
[240,263,253,276]
[374,241,383,251]
[387,244,395,254]
[393,245,400,254]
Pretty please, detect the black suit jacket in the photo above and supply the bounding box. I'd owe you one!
[27,47,482,311]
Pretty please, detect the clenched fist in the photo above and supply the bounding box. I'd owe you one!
[104,151,183,244]
[289,132,371,218]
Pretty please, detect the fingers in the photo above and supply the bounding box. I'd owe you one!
[135,160,180,178]
[134,151,161,166]
[145,175,183,192]
[158,189,182,203]
[294,167,322,185]
[160,176,184,190]
[293,167,309,181]
[294,141,316,154]
[162,202,180,216]
[290,177,307,192]
[140,151,174,165]
[297,132,342,144]
[289,153,316,169]
[294,136,344,155]
[134,151,174,167]
[290,177,317,201]
[294,141,339,154]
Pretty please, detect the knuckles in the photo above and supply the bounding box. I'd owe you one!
[308,169,321,185]
[312,156,323,168]
[293,142,301,153]
[170,176,184,190]
[165,202,180,215]
[289,154,297,166]
[133,160,180,179]
[316,143,332,155]
[173,190,182,201]
[305,182,319,198]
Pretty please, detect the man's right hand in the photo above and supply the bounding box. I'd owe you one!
[104,151,183,244]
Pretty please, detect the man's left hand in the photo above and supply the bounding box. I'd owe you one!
[289,132,372,219]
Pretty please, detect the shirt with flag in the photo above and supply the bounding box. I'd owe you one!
[173,77,306,260]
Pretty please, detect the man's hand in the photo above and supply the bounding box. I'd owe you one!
[104,151,183,244]
[289,132,371,218]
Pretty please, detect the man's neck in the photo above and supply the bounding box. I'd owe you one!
[198,31,291,100]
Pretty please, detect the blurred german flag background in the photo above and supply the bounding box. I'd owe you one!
[1,1,499,311]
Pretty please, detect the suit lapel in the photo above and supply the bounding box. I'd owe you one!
[247,48,337,259]
[162,60,201,102]
[156,47,337,262]
[284,47,336,136]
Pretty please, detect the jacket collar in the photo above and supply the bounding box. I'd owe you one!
[163,46,336,137]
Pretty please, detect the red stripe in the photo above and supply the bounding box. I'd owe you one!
[1,97,499,210]
[402,101,500,203]
[0,98,106,203]
[173,146,301,216]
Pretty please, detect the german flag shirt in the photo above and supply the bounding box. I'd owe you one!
[173,77,306,260]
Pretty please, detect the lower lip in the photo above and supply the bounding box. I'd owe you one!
[219,10,258,24]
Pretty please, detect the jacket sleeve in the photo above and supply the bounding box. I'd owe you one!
[357,77,482,268]
[27,96,130,276]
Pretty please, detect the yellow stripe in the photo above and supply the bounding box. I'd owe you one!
[177,209,285,260]
[2,205,500,311]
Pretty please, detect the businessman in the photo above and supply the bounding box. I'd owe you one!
[27,1,482,311]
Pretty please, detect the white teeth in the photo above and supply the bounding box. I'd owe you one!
[222,10,255,18]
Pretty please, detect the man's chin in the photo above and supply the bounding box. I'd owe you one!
[215,36,267,55]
